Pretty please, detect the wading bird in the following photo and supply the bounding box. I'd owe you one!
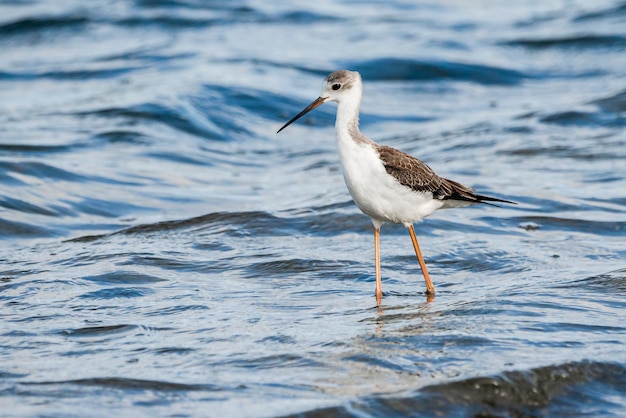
[278,70,513,305]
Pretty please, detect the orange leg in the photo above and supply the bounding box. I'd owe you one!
[407,225,435,295]
[374,227,382,305]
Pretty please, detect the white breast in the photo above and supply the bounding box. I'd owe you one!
[336,137,444,227]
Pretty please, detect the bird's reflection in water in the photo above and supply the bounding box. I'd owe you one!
[373,292,436,334]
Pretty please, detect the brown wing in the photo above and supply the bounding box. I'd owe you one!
[376,145,484,203]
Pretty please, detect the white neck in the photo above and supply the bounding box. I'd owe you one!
[334,90,370,145]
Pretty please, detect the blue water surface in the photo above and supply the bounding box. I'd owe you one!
[1,1,625,416]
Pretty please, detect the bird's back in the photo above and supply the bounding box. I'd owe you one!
[375,144,512,207]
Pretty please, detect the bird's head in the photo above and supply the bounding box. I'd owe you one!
[277,70,362,133]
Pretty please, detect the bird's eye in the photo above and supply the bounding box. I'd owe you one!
[332,83,341,90]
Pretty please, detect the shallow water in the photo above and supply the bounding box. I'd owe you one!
[1,0,625,416]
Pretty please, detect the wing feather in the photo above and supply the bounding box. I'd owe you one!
[376,145,512,204]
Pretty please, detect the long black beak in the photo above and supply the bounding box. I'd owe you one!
[277,96,326,133]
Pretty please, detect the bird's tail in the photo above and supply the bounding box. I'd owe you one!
[473,194,516,207]
[442,178,516,207]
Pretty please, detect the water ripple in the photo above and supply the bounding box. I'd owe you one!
[349,57,529,85]
[1,0,625,416]
[284,361,626,417]
[24,377,220,392]
[503,35,626,50]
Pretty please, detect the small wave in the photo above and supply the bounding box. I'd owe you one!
[92,130,152,146]
[243,259,350,278]
[510,216,625,236]
[526,103,626,128]
[416,361,626,417]
[65,209,368,244]
[0,160,140,192]
[0,143,75,155]
[134,0,238,11]
[223,354,322,370]
[0,67,142,81]
[590,89,626,113]
[0,160,86,182]
[78,287,154,300]
[72,197,151,218]
[540,110,599,126]
[95,49,196,64]
[282,361,626,417]
[117,16,219,28]
[570,268,626,292]
[502,34,626,49]
[347,57,528,85]
[192,84,274,136]
[0,218,57,238]
[65,211,281,243]
[538,111,626,128]
[76,103,224,141]
[23,377,218,392]
[61,324,137,336]
[574,3,626,22]
[145,305,210,316]
[113,10,340,31]
[276,11,340,24]
[131,1,245,21]
[0,196,58,217]
[81,271,167,284]
[0,16,89,37]
[432,248,528,274]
